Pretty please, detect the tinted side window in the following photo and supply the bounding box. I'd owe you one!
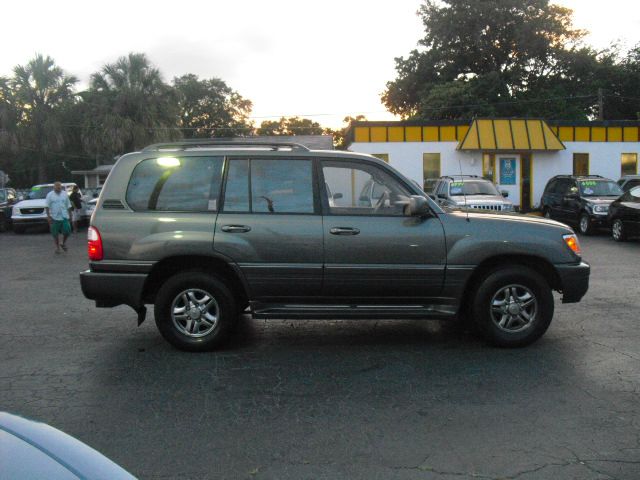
[554,179,569,194]
[223,159,314,214]
[250,159,314,213]
[322,161,411,216]
[624,179,640,192]
[223,159,250,212]
[545,179,557,194]
[126,157,223,211]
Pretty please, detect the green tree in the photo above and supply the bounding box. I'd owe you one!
[173,74,252,138]
[256,117,325,136]
[6,54,77,183]
[81,53,179,162]
[327,115,367,150]
[382,0,588,119]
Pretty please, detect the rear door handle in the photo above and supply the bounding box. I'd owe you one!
[330,227,360,236]
[221,225,251,233]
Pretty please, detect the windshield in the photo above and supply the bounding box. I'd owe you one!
[27,186,54,200]
[578,180,622,197]
[449,180,500,196]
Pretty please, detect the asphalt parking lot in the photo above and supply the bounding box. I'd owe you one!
[1,229,639,479]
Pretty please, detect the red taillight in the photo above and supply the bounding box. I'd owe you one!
[88,227,103,261]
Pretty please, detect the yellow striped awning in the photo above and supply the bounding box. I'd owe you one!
[458,119,565,151]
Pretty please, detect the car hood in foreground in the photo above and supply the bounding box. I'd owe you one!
[446,210,570,229]
[0,412,136,480]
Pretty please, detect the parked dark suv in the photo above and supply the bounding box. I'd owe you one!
[80,139,590,351]
[540,175,623,235]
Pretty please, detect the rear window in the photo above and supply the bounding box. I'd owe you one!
[126,156,224,211]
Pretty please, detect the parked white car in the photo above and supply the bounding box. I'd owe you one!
[11,183,84,233]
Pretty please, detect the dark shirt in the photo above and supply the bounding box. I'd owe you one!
[69,191,82,210]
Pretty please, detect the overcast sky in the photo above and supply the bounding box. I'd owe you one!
[2,0,639,128]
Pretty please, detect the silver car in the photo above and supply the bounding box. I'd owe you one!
[432,175,514,212]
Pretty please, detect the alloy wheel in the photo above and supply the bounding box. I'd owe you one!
[612,219,624,241]
[171,289,220,337]
[490,284,538,333]
[579,215,589,234]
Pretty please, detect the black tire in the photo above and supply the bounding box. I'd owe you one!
[13,225,25,234]
[472,266,554,348]
[154,272,237,352]
[611,219,626,242]
[578,213,594,235]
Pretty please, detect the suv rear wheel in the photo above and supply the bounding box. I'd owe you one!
[154,272,237,351]
[472,267,554,348]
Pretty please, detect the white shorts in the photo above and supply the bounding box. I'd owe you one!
[72,209,82,222]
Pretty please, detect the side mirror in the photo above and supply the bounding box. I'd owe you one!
[332,193,343,200]
[437,193,447,199]
[405,195,431,216]
[501,190,509,198]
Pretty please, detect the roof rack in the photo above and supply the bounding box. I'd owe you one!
[142,138,310,152]
[442,175,480,179]
[557,174,605,179]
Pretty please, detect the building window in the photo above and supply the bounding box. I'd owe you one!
[372,153,389,163]
[423,153,441,192]
[621,153,638,176]
[573,153,589,176]
[482,153,495,182]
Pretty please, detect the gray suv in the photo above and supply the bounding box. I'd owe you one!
[80,139,590,351]
[432,175,514,212]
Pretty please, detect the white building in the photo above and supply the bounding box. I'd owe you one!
[346,118,640,211]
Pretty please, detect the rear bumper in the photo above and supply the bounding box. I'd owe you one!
[80,270,147,309]
[555,261,590,303]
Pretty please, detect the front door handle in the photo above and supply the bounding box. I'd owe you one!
[221,225,251,233]
[330,227,360,236]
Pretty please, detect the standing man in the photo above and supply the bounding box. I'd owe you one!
[69,185,83,233]
[45,182,72,254]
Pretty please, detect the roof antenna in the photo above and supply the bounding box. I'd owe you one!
[457,154,470,222]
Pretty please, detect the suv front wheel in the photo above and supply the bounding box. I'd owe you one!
[472,267,554,348]
[154,272,237,351]
[578,213,594,235]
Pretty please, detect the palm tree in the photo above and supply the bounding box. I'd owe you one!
[81,53,179,159]
[10,54,77,183]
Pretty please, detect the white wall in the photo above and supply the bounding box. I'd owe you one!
[349,142,481,184]
[349,140,640,210]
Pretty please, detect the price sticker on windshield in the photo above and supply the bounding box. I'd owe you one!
[580,181,597,187]
[451,182,464,187]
